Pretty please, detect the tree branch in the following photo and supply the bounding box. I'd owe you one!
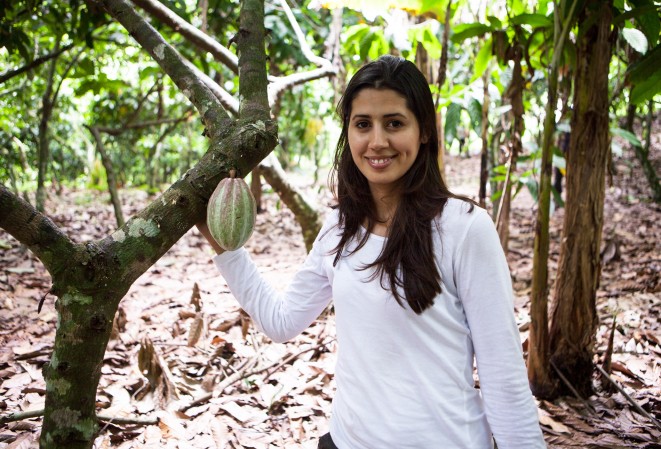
[0,183,76,276]
[237,0,271,121]
[101,0,229,138]
[267,0,335,107]
[268,67,336,107]
[96,114,193,136]
[128,0,240,114]
[130,0,239,74]
[0,43,75,85]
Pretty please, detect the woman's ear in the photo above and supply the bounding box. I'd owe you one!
[420,132,430,144]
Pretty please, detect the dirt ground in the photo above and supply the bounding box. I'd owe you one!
[1,142,660,448]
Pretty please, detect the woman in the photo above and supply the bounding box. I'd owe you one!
[199,55,545,449]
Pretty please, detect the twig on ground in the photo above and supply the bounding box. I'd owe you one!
[595,364,661,431]
[179,352,262,412]
[0,409,43,425]
[258,337,335,381]
[0,409,157,426]
[178,337,335,412]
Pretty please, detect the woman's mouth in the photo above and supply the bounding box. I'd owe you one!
[367,157,393,169]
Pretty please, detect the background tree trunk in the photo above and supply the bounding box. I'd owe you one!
[479,68,490,208]
[88,127,126,228]
[259,153,322,252]
[36,38,61,212]
[496,47,524,251]
[548,0,614,398]
[528,0,580,399]
[628,99,661,203]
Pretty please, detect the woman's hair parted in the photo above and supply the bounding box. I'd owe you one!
[329,54,474,314]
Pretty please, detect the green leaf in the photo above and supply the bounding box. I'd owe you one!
[493,164,509,175]
[622,27,648,54]
[359,29,376,61]
[626,42,661,103]
[630,73,661,104]
[524,177,539,202]
[487,16,503,29]
[610,127,643,147]
[626,42,661,81]
[628,0,660,46]
[510,0,526,16]
[421,27,442,59]
[551,186,565,208]
[75,57,95,78]
[451,23,493,43]
[444,102,462,142]
[466,98,482,133]
[471,38,493,82]
[420,0,447,19]
[510,13,553,28]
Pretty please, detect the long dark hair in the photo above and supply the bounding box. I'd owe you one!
[330,55,473,314]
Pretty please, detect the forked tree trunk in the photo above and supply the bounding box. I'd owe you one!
[548,0,614,398]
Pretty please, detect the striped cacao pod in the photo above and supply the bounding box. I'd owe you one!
[206,171,256,251]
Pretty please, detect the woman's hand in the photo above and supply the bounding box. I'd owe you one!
[196,220,225,255]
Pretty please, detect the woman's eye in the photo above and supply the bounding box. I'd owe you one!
[388,120,403,128]
[355,121,369,129]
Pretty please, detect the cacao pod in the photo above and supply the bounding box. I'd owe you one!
[206,172,256,251]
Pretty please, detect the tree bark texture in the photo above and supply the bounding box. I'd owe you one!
[548,0,614,398]
[527,0,580,399]
[527,38,560,403]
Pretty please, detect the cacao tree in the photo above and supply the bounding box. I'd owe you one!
[0,0,285,446]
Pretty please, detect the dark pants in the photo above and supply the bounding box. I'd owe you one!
[318,433,339,449]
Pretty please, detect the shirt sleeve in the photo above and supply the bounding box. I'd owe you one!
[212,220,334,343]
[454,209,546,449]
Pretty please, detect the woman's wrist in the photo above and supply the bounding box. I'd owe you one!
[196,221,225,255]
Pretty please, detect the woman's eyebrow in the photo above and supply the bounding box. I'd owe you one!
[350,112,407,119]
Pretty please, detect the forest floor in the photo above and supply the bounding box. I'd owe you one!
[1,141,660,448]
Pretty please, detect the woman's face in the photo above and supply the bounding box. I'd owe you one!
[347,88,424,198]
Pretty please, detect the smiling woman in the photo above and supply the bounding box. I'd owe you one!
[199,55,546,449]
[347,88,424,214]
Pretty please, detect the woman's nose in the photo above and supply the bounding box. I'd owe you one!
[368,127,388,150]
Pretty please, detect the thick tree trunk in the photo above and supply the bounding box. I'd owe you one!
[548,0,613,398]
[259,153,322,252]
[89,127,125,228]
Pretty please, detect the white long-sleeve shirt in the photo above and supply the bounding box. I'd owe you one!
[213,199,546,449]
